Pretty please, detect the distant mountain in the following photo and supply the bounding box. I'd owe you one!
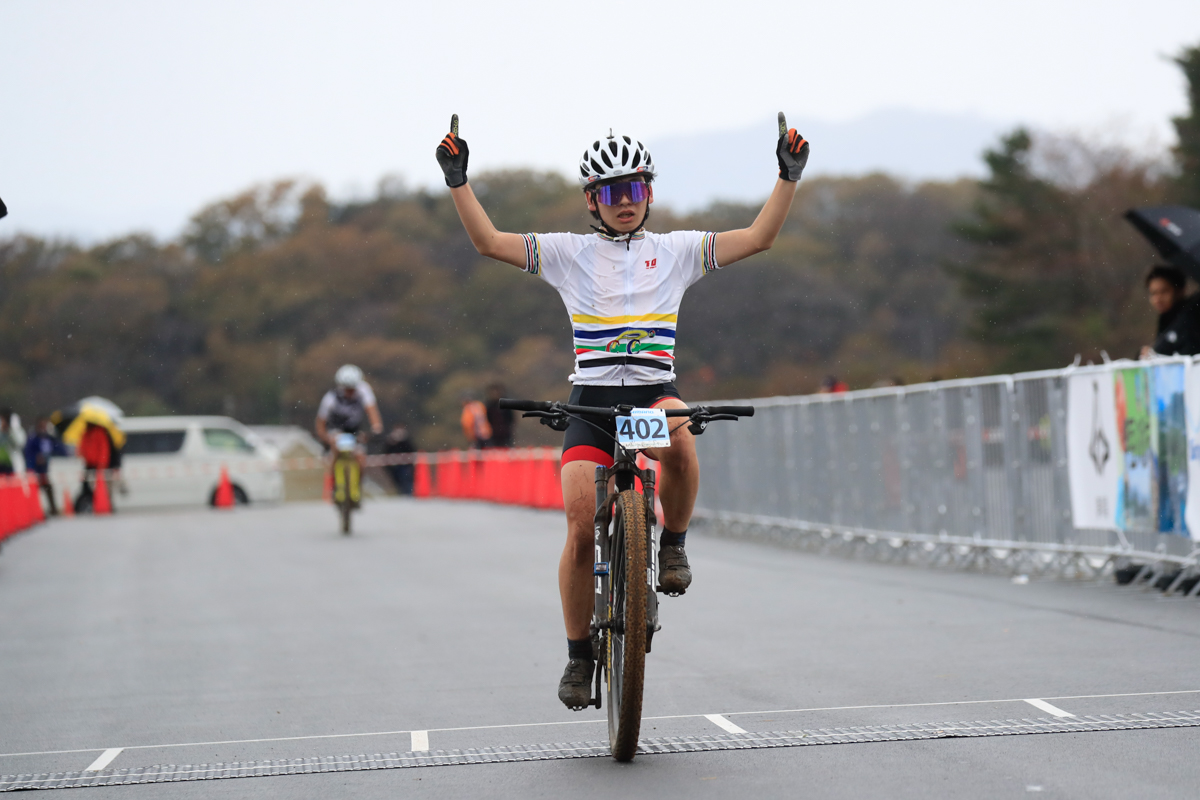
[649,109,1011,211]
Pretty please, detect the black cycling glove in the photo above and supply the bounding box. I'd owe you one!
[435,114,469,188]
[776,112,809,182]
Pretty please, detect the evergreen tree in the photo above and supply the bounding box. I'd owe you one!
[951,129,1168,371]
[950,129,1081,370]
[1171,42,1200,207]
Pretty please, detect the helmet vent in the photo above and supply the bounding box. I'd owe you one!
[590,157,605,173]
[630,148,641,169]
[621,145,629,164]
[600,149,613,168]
[608,139,618,156]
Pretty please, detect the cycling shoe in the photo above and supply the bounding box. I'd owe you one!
[558,658,594,711]
[657,544,692,595]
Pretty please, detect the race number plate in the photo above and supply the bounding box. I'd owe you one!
[616,408,671,449]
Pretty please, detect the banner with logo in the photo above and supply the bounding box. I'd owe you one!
[1184,362,1200,540]
[1067,370,1121,530]
[1153,363,1188,537]
[1068,362,1194,538]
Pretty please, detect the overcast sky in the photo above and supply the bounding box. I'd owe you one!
[2,0,1197,240]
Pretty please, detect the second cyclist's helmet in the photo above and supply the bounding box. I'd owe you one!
[335,364,363,389]
[578,132,656,188]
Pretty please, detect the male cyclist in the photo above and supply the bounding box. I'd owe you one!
[436,115,808,710]
[315,365,384,491]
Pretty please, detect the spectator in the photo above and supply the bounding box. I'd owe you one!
[75,422,122,512]
[383,423,417,495]
[1141,264,1200,358]
[460,392,492,449]
[0,408,26,476]
[818,375,848,394]
[484,383,515,448]
[23,417,67,514]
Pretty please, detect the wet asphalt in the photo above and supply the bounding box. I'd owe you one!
[1,498,1197,799]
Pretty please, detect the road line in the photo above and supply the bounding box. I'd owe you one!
[84,749,122,772]
[410,731,429,752]
[2,688,1195,760]
[8,711,1200,790]
[1023,699,1074,718]
[715,688,1200,719]
[704,714,746,734]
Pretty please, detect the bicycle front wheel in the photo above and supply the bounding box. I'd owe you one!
[606,488,647,761]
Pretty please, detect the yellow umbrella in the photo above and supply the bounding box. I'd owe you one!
[61,403,126,449]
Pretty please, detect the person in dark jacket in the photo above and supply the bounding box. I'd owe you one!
[484,383,514,448]
[383,423,417,495]
[1142,264,1200,358]
[23,417,67,514]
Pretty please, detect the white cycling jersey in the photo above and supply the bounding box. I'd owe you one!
[317,381,377,432]
[519,230,719,385]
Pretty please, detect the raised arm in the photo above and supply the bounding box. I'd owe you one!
[713,113,809,268]
[436,115,528,269]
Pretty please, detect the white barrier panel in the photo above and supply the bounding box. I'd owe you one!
[1067,369,1120,531]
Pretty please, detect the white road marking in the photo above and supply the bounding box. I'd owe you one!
[84,749,122,772]
[1023,699,1074,718]
[704,714,746,734]
[2,688,1194,760]
[410,730,429,752]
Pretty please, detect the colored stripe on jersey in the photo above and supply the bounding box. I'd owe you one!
[570,313,678,368]
[520,233,541,275]
[701,232,719,274]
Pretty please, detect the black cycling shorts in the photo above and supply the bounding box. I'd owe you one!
[561,382,682,466]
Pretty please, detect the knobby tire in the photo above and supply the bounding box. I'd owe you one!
[607,488,647,761]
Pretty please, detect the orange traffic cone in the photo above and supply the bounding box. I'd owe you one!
[214,466,235,508]
[92,471,112,515]
[413,455,431,498]
[62,488,74,516]
[28,477,45,523]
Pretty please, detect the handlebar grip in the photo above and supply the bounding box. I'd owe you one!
[709,405,755,417]
[498,398,553,412]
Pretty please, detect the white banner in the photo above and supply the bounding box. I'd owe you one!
[1067,371,1121,530]
[1185,362,1200,540]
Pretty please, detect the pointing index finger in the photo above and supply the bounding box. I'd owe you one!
[451,114,459,137]
[778,111,787,137]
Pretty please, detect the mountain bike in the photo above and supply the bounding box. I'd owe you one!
[498,398,754,761]
[331,432,363,535]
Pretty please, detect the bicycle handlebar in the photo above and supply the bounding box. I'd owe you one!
[498,398,754,418]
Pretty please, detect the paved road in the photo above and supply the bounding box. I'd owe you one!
[0,499,1197,798]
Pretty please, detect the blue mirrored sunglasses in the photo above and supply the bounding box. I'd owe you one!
[595,179,649,206]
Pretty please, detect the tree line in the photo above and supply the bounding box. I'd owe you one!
[1,45,1196,449]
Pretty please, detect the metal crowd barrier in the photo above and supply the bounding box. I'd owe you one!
[692,364,1200,591]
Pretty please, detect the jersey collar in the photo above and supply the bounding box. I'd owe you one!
[594,229,646,243]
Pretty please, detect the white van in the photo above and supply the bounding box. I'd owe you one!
[51,416,284,510]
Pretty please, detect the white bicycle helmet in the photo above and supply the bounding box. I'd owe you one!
[335,364,363,389]
[578,131,656,187]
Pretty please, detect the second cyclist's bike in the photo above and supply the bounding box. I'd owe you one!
[332,432,362,535]
[499,398,754,761]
